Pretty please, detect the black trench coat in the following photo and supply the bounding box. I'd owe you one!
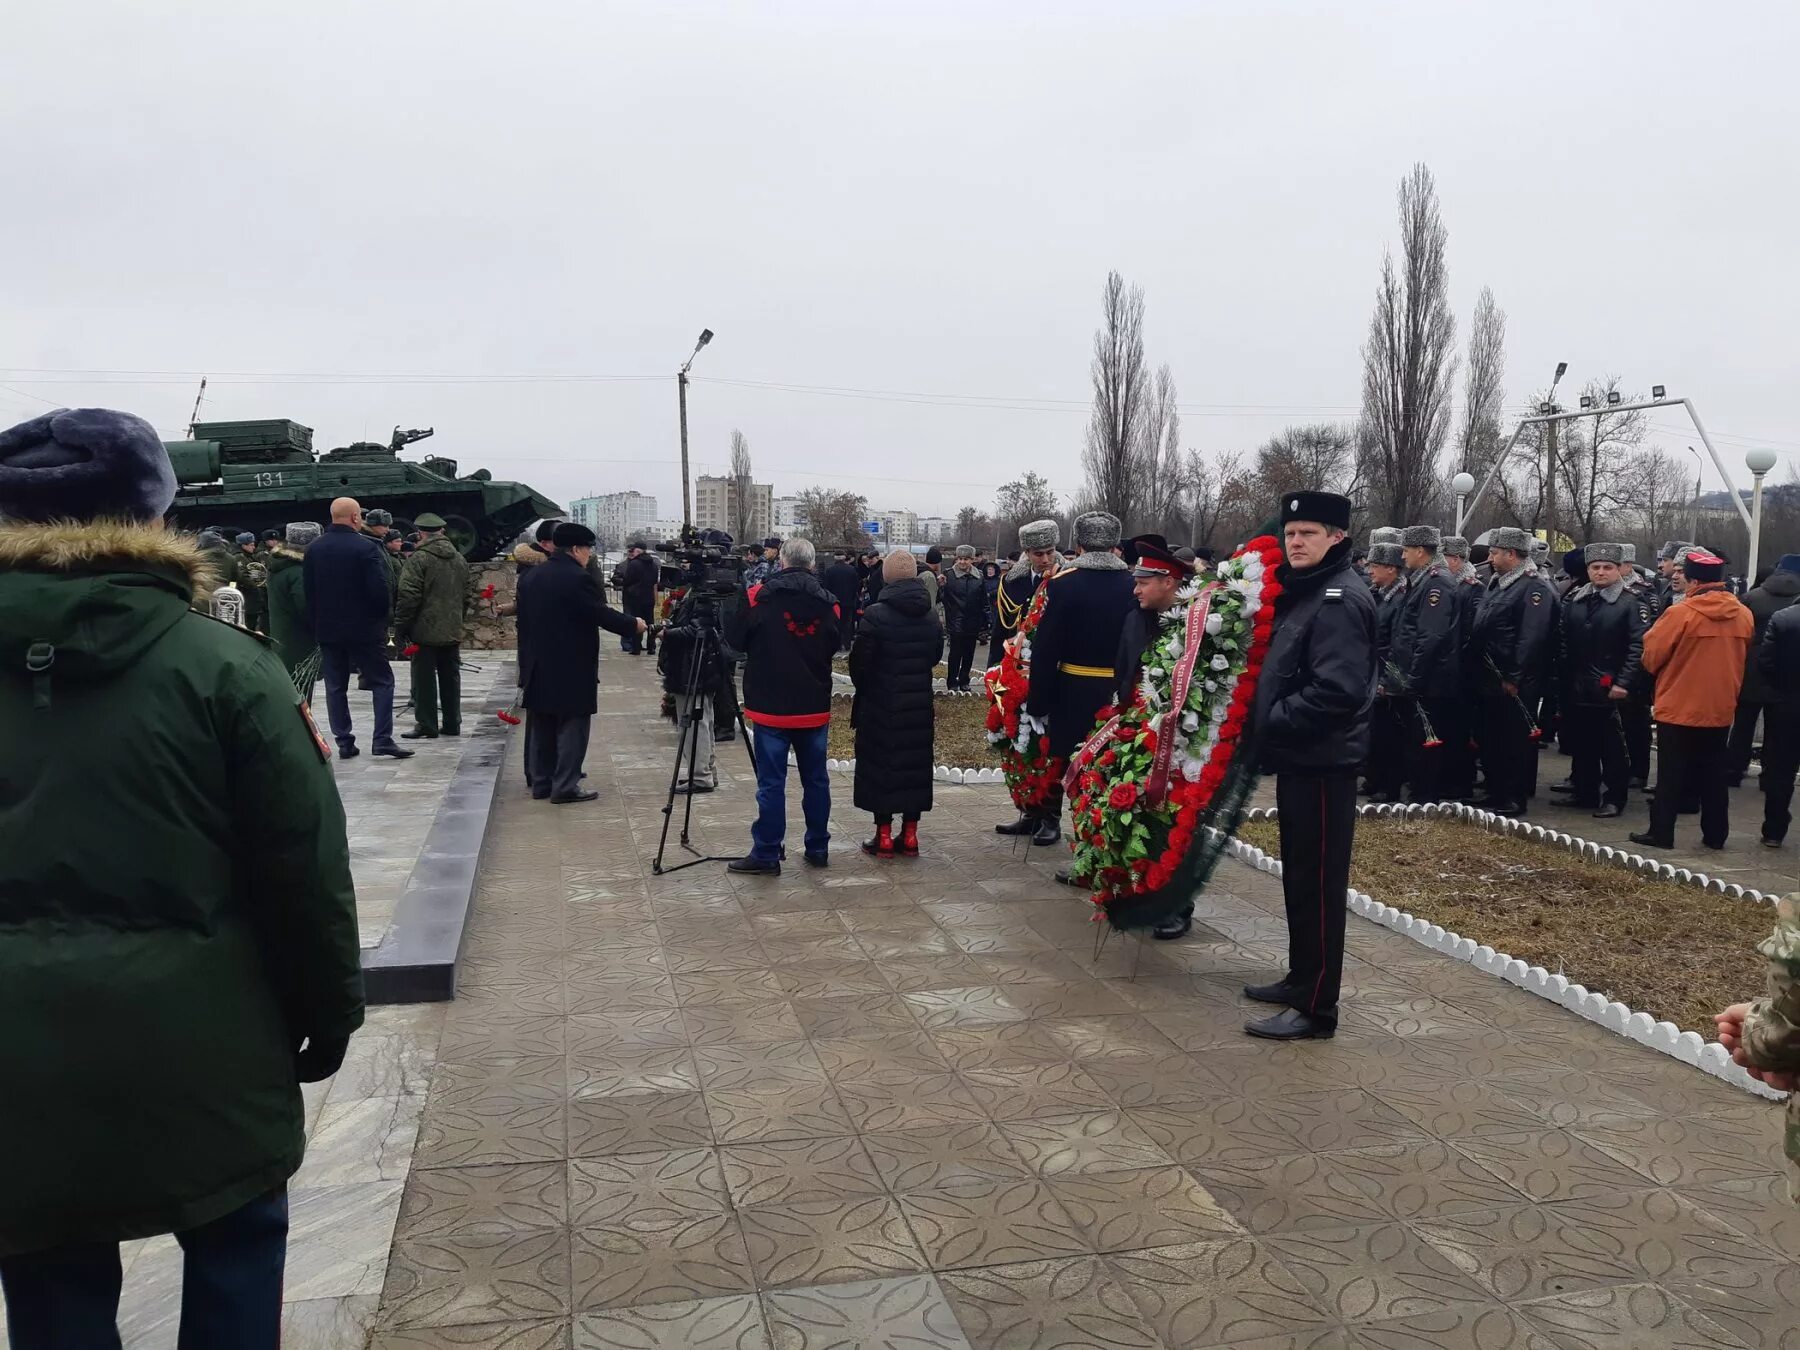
[849,576,943,817]
[518,552,637,716]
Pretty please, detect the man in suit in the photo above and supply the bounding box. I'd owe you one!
[304,497,412,760]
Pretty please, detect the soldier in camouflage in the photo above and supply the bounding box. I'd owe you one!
[1717,894,1800,1201]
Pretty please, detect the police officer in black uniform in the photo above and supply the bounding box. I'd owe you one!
[1469,526,1556,815]
[1554,542,1649,817]
[1391,524,1463,802]
[1244,491,1377,1040]
[1363,541,1409,802]
[1023,511,1137,846]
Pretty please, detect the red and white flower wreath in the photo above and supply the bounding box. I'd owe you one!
[982,584,1062,812]
[1063,535,1285,907]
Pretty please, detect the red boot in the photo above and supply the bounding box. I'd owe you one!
[898,820,920,857]
[861,822,895,857]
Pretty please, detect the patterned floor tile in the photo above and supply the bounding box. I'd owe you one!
[1047,1164,1247,1251]
[1516,1282,1757,1349]
[570,1217,756,1311]
[999,1110,1176,1177]
[397,1162,568,1239]
[575,1294,770,1349]
[897,1178,1090,1269]
[762,1274,971,1350]
[1263,1220,1493,1326]
[738,1195,928,1290]
[381,1229,571,1328]
[938,1255,1161,1350]
[567,1148,734,1230]
[1105,1239,1334,1348]
[718,1136,888,1208]
[861,1122,1037,1192]
[568,1091,713,1157]
[370,1318,569,1349]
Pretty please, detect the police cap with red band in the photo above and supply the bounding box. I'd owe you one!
[1125,533,1194,579]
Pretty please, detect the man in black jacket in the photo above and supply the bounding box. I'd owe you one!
[1244,490,1376,1041]
[989,522,1058,675]
[1553,544,1648,817]
[1730,554,1800,784]
[1363,542,1409,803]
[822,551,862,651]
[941,544,987,691]
[725,538,842,874]
[618,542,659,655]
[1470,527,1557,815]
[517,522,645,802]
[1755,599,1800,843]
[304,497,413,760]
[1391,524,1462,802]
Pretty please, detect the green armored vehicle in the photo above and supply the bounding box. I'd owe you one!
[164,419,562,560]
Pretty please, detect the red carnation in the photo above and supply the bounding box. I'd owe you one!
[985,706,1004,732]
[1113,723,1136,742]
[1108,782,1138,811]
[1141,727,1159,754]
[1099,749,1117,767]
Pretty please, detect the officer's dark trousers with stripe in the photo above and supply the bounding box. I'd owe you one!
[1276,770,1357,1031]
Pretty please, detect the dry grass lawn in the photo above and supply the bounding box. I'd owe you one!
[828,692,1003,768]
[1238,816,1772,1035]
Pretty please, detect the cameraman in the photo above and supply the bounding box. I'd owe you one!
[657,579,728,794]
[618,540,659,655]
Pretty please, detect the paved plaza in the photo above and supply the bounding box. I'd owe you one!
[9,651,1795,1349]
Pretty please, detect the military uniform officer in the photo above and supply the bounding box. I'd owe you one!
[1363,542,1409,802]
[1470,526,1556,815]
[988,518,1060,674]
[1440,535,1484,799]
[1244,490,1377,1040]
[1391,525,1463,802]
[1554,542,1648,817]
[394,512,471,739]
[1022,511,1136,847]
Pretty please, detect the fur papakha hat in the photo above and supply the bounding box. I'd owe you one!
[1017,518,1058,551]
[1584,542,1625,565]
[1488,526,1533,553]
[0,408,177,524]
[1073,511,1121,550]
[1368,527,1403,547]
[1400,525,1442,549]
[1441,534,1470,558]
[1368,542,1405,568]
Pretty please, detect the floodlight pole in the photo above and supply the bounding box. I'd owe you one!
[676,329,715,531]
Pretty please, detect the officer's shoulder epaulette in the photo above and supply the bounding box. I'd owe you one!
[1050,566,1076,580]
[188,609,275,647]
[1323,586,1344,602]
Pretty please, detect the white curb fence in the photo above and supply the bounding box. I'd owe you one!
[1229,799,1788,1100]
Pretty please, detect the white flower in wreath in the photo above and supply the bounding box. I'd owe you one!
[1204,611,1223,636]
[1209,654,1229,671]
[1181,710,1200,731]
[1212,701,1229,723]
[1203,678,1217,692]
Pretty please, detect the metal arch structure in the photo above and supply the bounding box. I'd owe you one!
[1455,396,1755,539]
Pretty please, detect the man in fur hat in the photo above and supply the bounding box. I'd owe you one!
[1363,541,1409,802]
[0,409,363,1340]
[1391,524,1463,801]
[1556,542,1650,819]
[1470,527,1557,815]
[1022,511,1137,847]
[988,519,1059,674]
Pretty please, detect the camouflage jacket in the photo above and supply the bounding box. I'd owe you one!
[1742,893,1800,1201]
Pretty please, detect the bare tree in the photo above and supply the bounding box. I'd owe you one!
[1080,271,1150,527]
[1252,424,1361,502]
[1359,163,1458,525]
[728,430,756,544]
[1555,377,1650,541]
[1458,286,1506,474]
[1139,365,1182,534]
[795,486,871,550]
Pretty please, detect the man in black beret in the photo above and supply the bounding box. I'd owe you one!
[1245,491,1376,1040]
[515,521,646,802]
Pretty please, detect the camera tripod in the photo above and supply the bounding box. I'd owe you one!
[653,607,755,874]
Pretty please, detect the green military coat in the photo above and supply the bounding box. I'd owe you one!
[395,534,470,647]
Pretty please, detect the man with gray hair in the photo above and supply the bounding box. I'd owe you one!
[941,542,986,691]
[1023,511,1136,847]
[726,537,842,874]
[1391,525,1463,801]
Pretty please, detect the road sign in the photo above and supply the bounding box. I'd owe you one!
[862,520,882,535]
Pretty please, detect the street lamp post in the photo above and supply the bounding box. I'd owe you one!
[677,329,714,531]
[1452,471,1476,536]
[1685,446,1703,540]
[1747,446,1778,581]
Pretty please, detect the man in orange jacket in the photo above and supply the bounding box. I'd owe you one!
[1630,548,1754,850]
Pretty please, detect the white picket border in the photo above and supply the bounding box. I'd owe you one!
[1228,799,1787,1100]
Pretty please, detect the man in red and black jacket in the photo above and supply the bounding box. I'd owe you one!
[724,537,842,874]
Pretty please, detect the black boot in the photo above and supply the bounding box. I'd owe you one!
[995,813,1037,836]
[1031,816,1061,847]
[1152,907,1194,941]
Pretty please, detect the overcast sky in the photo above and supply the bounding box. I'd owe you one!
[4,0,1797,524]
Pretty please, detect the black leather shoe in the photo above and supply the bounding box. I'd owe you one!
[1560,798,1600,810]
[995,815,1037,836]
[1243,980,1296,1005]
[337,743,359,760]
[372,742,415,759]
[1152,910,1194,941]
[401,728,438,739]
[728,856,781,876]
[551,789,599,804]
[1245,1007,1335,1040]
[1053,868,1088,887]
[531,790,551,801]
[1481,800,1525,816]
[1549,780,1576,794]
[1628,830,1672,849]
[1762,836,1784,848]
[673,781,715,794]
[1031,819,1062,847]
[1591,803,1625,819]
[442,727,461,737]
[804,851,829,868]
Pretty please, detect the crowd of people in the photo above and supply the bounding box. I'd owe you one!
[0,405,1794,1346]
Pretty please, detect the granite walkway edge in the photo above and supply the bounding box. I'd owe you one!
[362,659,518,1005]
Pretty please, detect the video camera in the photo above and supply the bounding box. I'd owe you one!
[657,528,742,597]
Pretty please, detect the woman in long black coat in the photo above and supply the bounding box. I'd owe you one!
[849,549,943,856]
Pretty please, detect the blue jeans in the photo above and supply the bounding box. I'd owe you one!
[750,722,831,861]
[0,1189,289,1350]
